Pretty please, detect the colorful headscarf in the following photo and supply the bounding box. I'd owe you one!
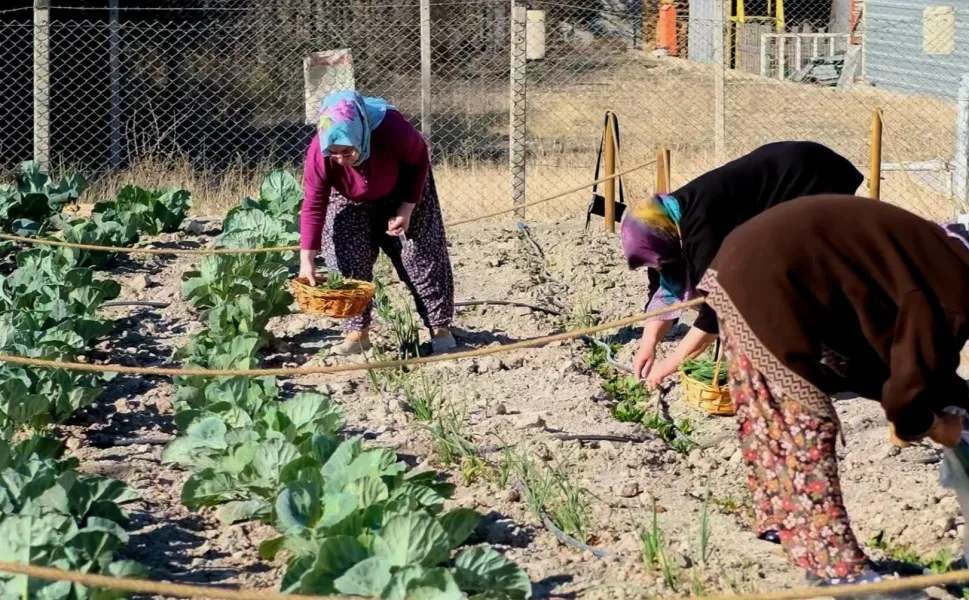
[621,194,682,270]
[621,194,691,319]
[318,91,395,166]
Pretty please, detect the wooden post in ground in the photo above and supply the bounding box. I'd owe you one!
[656,147,671,193]
[603,111,617,233]
[870,108,883,200]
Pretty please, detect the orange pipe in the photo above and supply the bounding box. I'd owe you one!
[657,1,678,56]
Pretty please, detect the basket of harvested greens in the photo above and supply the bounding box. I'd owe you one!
[291,271,376,318]
[678,345,734,416]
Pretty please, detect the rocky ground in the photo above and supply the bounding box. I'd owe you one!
[54,217,968,599]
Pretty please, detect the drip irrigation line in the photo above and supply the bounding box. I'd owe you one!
[582,335,633,373]
[100,301,171,309]
[512,478,626,562]
[476,431,654,454]
[454,299,563,316]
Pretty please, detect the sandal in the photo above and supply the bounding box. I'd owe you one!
[331,331,372,357]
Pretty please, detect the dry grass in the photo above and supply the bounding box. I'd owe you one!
[76,53,964,224]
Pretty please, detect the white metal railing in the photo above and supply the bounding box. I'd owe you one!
[759,32,850,80]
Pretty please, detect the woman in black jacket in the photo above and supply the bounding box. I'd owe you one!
[621,141,864,389]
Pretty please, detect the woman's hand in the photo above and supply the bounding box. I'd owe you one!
[632,341,656,381]
[927,412,964,448]
[388,203,415,237]
[299,250,317,287]
[633,320,674,380]
[646,356,680,391]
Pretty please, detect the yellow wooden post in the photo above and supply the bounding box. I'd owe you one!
[870,108,883,200]
[604,111,617,233]
[662,147,671,191]
[656,147,671,193]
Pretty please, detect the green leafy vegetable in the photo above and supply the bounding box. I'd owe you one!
[680,353,727,386]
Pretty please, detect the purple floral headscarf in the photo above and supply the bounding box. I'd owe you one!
[621,194,692,321]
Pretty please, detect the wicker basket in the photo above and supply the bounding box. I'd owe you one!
[290,274,376,318]
[679,351,735,417]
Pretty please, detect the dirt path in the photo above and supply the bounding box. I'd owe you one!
[52,217,966,599]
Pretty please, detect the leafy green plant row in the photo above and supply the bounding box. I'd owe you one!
[166,171,532,599]
[0,247,121,436]
[0,162,176,598]
[585,342,696,454]
[2,161,192,268]
[0,435,144,599]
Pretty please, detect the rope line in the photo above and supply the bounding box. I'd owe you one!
[0,298,705,377]
[3,558,969,600]
[0,159,655,256]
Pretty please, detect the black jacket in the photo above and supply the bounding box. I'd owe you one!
[645,141,864,333]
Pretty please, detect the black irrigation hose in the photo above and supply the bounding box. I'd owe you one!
[100,301,171,309]
[579,336,697,450]
[454,300,563,317]
[512,478,626,562]
[581,335,633,374]
[477,432,654,455]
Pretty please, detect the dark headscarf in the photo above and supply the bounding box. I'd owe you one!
[636,141,865,333]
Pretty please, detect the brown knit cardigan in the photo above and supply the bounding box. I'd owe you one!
[697,194,969,441]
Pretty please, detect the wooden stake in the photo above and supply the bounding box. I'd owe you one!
[604,111,617,233]
[870,108,883,200]
[656,147,671,193]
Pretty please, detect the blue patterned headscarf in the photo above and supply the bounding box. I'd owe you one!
[622,194,691,299]
[318,91,395,166]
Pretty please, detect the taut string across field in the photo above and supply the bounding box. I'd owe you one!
[0,299,706,377]
[2,558,969,600]
[0,159,656,256]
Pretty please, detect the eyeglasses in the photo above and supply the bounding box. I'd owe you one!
[328,148,358,159]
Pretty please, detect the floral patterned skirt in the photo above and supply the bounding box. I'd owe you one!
[724,333,869,580]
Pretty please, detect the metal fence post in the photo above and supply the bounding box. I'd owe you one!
[713,0,726,162]
[109,0,122,170]
[509,3,527,219]
[33,0,51,170]
[869,107,882,200]
[954,74,969,212]
[420,0,432,139]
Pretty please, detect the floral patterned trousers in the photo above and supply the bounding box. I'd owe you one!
[724,334,869,580]
[320,170,455,333]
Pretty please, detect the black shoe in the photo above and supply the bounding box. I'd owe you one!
[758,530,781,544]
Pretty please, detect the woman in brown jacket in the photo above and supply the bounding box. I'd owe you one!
[696,195,967,594]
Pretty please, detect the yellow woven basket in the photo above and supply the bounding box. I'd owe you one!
[290,274,376,318]
[679,351,735,417]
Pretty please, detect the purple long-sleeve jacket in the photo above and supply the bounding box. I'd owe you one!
[300,109,430,251]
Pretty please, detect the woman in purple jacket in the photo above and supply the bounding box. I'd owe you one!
[299,91,456,356]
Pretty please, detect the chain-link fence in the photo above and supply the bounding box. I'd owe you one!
[1,0,967,224]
